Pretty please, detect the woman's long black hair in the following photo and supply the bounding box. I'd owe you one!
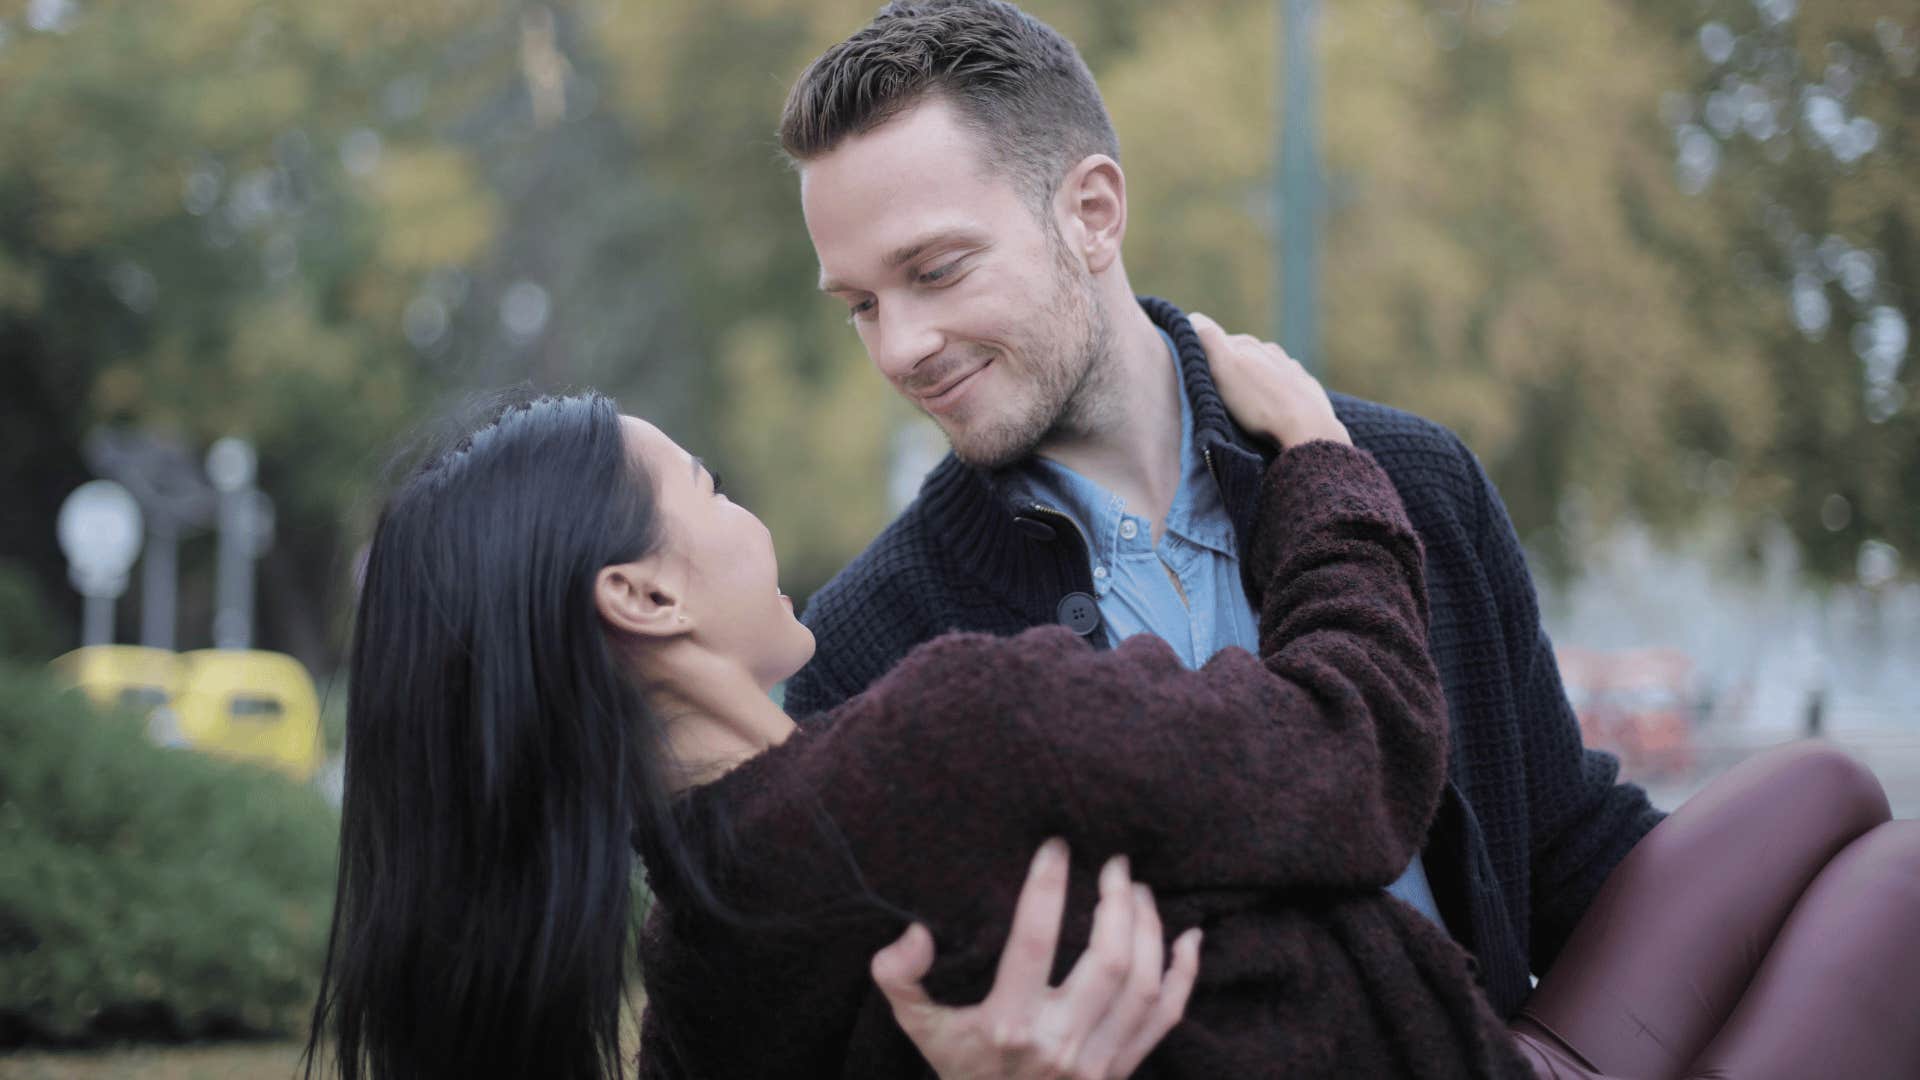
[303,394,706,1079]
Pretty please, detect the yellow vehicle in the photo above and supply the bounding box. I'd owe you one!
[173,649,324,780]
[49,645,182,715]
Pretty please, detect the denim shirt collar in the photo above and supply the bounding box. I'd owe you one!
[1011,329,1237,560]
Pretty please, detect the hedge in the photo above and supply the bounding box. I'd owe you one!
[0,663,338,1044]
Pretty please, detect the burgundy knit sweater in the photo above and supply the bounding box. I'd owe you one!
[636,442,1530,1078]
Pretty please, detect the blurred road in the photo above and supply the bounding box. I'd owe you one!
[1638,727,1920,818]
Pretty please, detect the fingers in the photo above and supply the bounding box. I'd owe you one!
[1109,927,1203,1078]
[872,922,941,1045]
[991,838,1072,1012]
[1074,883,1168,1075]
[1188,310,1348,448]
[1039,855,1137,1054]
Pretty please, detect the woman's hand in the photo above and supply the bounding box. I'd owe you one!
[871,839,1202,1080]
[1189,312,1350,449]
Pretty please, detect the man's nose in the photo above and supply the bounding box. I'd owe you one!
[871,296,944,383]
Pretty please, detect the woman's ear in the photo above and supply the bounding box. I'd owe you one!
[595,558,690,640]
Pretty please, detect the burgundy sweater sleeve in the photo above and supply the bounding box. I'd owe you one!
[735,442,1445,981]
[834,439,1441,885]
[640,442,1449,1063]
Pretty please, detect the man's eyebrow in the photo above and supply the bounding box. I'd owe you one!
[817,228,985,293]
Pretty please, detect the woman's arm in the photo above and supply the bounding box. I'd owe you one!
[834,438,1442,892]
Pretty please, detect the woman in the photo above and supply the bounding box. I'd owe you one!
[304,332,1532,1079]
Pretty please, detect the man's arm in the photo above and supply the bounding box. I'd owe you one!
[1456,437,1666,971]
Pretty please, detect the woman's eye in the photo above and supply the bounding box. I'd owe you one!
[709,472,725,496]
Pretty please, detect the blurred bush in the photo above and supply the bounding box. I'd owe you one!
[0,561,63,663]
[0,663,337,1045]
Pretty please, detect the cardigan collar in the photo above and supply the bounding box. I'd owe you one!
[915,296,1271,628]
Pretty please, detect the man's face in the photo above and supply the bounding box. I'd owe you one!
[801,98,1111,468]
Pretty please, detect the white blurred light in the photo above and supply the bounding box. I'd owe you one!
[1790,273,1829,338]
[1825,61,1856,100]
[1699,22,1736,66]
[182,163,222,216]
[1705,92,1740,138]
[108,261,157,314]
[403,296,449,350]
[1742,97,1778,141]
[1838,250,1877,302]
[1847,116,1880,156]
[340,128,383,178]
[1858,540,1900,589]
[1677,125,1720,195]
[1755,0,1796,28]
[27,0,75,33]
[1803,91,1845,142]
[1853,306,1909,383]
[500,281,551,342]
[227,169,278,230]
[1865,382,1908,424]
[1820,494,1851,533]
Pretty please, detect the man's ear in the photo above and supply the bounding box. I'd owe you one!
[1059,154,1126,275]
[595,558,690,640]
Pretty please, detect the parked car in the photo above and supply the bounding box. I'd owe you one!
[1557,646,1699,782]
[50,645,323,780]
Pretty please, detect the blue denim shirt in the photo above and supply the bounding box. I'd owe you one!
[1012,330,1444,926]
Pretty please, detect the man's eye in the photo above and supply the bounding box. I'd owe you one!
[846,297,875,322]
[918,260,962,285]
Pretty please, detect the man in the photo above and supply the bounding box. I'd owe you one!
[779,0,1663,1034]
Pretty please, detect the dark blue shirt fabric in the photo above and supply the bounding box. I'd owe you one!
[783,297,1666,1018]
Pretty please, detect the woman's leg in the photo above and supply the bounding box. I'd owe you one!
[1512,741,1891,1079]
[1681,819,1920,1079]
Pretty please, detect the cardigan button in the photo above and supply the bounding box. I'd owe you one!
[1057,592,1101,637]
[1014,516,1057,542]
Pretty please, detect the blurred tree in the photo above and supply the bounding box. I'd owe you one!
[4,0,1912,679]
[1103,0,1913,584]
[1630,0,1918,585]
[0,0,494,664]
[0,1,712,665]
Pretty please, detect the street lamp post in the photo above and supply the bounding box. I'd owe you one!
[1275,0,1324,373]
[206,437,272,649]
[57,480,144,647]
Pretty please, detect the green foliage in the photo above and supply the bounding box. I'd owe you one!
[3,0,1914,683]
[0,562,64,663]
[0,664,338,1043]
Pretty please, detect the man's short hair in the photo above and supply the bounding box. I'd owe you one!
[779,0,1120,210]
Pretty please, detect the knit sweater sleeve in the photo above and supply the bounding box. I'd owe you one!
[1449,437,1666,972]
[804,438,1445,896]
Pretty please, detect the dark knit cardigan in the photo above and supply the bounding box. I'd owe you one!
[784,297,1667,1019]
[638,442,1530,1078]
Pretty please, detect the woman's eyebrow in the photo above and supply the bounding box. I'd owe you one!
[689,455,708,485]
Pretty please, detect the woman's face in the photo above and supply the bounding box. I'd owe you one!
[620,415,815,691]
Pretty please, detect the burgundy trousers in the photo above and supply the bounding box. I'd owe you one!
[1507,741,1920,1079]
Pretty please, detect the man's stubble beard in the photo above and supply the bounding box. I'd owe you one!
[946,235,1119,470]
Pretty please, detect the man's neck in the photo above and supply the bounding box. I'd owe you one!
[1036,295,1185,536]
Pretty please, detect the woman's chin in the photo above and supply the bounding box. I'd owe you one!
[773,628,817,695]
